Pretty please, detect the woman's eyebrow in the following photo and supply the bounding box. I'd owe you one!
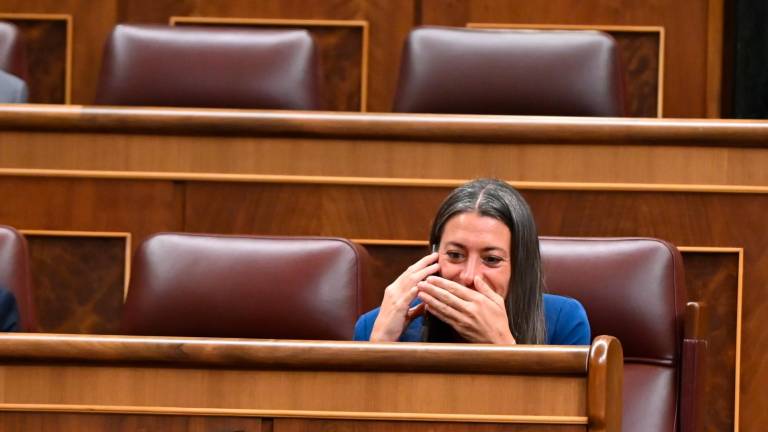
[482,246,509,256]
[444,241,466,249]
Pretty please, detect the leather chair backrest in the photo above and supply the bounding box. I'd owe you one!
[0,21,27,80]
[540,237,686,432]
[122,233,368,340]
[96,24,320,110]
[0,225,37,331]
[393,26,625,116]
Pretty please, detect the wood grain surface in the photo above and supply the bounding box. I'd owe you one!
[0,333,588,373]
[0,16,69,103]
[0,107,761,430]
[25,234,126,333]
[0,335,615,430]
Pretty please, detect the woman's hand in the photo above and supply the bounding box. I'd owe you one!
[370,253,439,342]
[417,275,516,344]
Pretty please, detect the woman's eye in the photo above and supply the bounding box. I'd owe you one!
[446,251,464,261]
[483,256,504,265]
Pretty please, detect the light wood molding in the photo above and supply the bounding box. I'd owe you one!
[0,403,588,424]
[169,16,370,112]
[4,168,768,195]
[0,13,73,104]
[467,22,665,118]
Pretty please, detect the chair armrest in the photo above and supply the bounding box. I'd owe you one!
[681,301,708,432]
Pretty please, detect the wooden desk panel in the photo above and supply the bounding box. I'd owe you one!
[0,334,622,432]
[0,106,762,430]
[2,106,768,186]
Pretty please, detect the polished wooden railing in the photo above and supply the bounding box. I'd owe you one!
[0,333,622,432]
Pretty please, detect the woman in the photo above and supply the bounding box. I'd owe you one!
[354,178,589,344]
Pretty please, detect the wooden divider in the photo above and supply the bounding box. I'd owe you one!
[0,105,762,430]
[0,334,623,431]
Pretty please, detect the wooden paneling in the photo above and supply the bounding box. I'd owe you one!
[0,176,184,240]
[0,0,118,104]
[184,183,445,239]
[614,30,661,117]
[273,419,584,432]
[682,251,740,432]
[422,0,716,118]
[0,335,616,430]
[0,107,765,429]
[5,108,768,188]
[0,412,263,432]
[0,0,722,116]
[0,14,71,103]
[23,232,128,334]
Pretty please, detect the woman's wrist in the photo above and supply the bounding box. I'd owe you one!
[491,327,517,344]
[370,314,400,342]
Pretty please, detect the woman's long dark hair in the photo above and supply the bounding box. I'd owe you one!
[426,178,546,344]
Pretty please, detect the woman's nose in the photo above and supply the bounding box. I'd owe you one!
[459,258,479,288]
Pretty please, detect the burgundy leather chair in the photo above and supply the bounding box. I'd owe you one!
[122,233,368,340]
[0,21,27,80]
[393,26,625,116]
[540,237,705,432]
[0,225,37,331]
[95,24,320,110]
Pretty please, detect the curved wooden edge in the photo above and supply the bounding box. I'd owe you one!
[587,335,623,432]
[0,333,588,374]
[1,105,768,146]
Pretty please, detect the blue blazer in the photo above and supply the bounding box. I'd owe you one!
[354,293,590,344]
[0,70,28,103]
[0,288,20,332]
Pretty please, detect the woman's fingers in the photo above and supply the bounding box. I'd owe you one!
[417,279,464,311]
[422,276,479,302]
[407,252,439,272]
[408,262,440,284]
[417,291,463,326]
[474,276,504,305]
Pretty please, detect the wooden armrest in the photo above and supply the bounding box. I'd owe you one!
[681,301,708,432]
[685,301,707,340]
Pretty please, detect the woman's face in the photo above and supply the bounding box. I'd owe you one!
[437,212,512,298]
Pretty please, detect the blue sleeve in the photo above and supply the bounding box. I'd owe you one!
[0,289,20,332]
[353,308,379,341]
[546,295,591,345]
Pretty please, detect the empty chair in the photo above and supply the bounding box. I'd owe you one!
[121,233,368,340]
[540,237,704,432]
[96,24,320,109]
[393,26,625,116]
[0,225,37,331]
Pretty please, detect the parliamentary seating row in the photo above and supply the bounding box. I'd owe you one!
[0,223,703,431]
[2,21,624,115]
